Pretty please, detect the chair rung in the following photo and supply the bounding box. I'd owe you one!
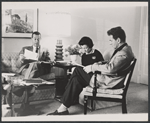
[84,91,122,99]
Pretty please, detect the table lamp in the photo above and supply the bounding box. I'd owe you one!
[48,12,71,61]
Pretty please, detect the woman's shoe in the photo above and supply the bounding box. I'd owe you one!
[47,110,69,115]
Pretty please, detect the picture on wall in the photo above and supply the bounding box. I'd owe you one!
[2,9,38,38]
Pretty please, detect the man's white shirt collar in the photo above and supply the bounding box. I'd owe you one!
[33,46,40,53]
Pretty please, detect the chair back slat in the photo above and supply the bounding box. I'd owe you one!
[122,58,136,96]
[124,72,130,86]
[123,59,135,86]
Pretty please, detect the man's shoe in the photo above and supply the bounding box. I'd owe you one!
[47,110,69,115]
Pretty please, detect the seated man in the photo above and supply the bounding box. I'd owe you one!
[6,31,53,110]
[47,26,135,115]
[17,31,52,79]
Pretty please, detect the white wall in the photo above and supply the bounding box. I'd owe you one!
[2,38,31,53]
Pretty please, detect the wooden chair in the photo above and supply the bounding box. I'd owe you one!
[84,58,137,114]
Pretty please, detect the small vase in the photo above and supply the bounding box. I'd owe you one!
[70,55,81,64]
[70,55,77,63]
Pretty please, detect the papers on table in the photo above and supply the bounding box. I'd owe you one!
[22,81,55,86]
[22,78,55,86]
[24,49,38,60]
[2,73,15,77]
[7,78,55,86]
[2,73,16,81]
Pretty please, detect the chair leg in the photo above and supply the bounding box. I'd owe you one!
[122,98,127,113]
[6,84,13,116]
[84,96,88,115]
[91,99,94,111]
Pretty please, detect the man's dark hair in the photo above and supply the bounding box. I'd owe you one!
[107,26,126,42]
[78,36,94,48]
[32,31,41,38]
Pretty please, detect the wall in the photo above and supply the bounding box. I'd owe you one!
[2,38,31,53]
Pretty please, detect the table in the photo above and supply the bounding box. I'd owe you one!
[2,73,16,116]
[54,62,79,100]
[5,76,55,116]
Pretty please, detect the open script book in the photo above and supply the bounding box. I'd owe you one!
[56,61,84,67]
[24,49,38,60]
[71,62,84,67]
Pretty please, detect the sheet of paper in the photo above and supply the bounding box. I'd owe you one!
[22,81,55,86]
[24,49,38,60]
[21,78,55,86]
[2,73,15,77]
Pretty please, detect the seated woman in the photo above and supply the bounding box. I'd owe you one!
[70,36,104,73]
[78,36,104,66]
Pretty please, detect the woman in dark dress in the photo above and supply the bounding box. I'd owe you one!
[47,36,104,115]
[79,36,104,66]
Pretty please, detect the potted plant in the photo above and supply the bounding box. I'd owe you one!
[65,44,81,63]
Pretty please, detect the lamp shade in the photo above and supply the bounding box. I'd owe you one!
[48,12,71,37]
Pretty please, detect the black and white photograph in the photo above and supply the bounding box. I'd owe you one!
[1,2,148,121]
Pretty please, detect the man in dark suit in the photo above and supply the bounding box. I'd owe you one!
[17,31,51,78]
[6,31,53,113]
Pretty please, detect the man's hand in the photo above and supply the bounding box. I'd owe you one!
[19,54,26,62]
[83,65,92,73]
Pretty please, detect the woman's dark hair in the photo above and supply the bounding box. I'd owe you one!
[107,26,126,42]
[32,31,41,38]
[78,36,94,48]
